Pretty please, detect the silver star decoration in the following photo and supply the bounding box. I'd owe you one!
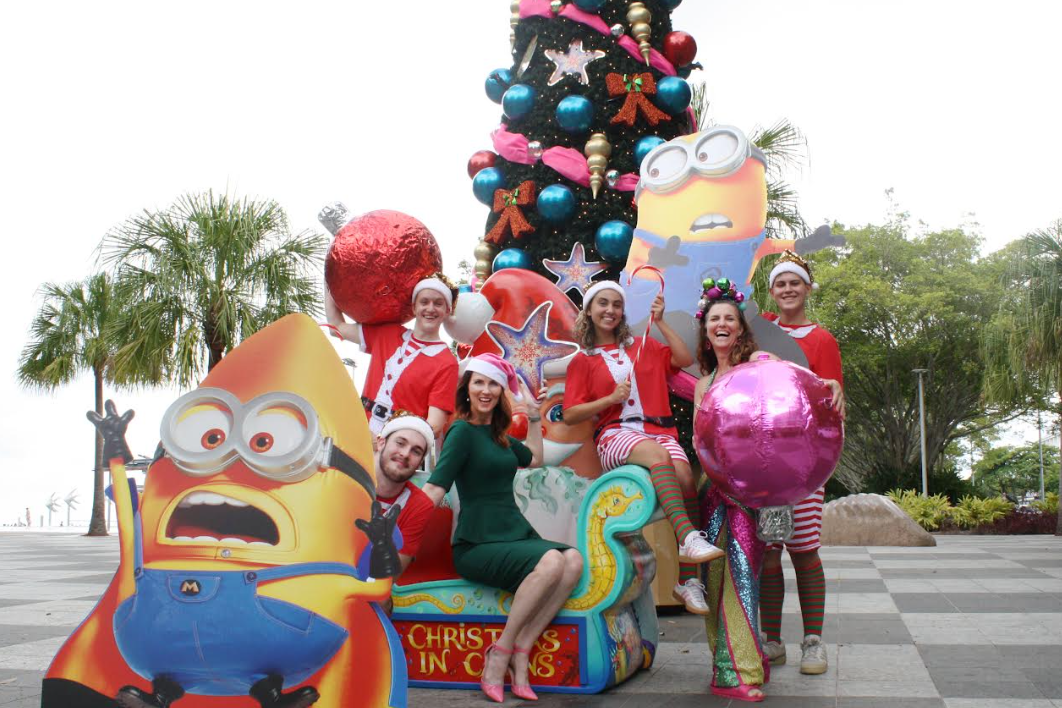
[544,39,606,86]
[543,242,607,296]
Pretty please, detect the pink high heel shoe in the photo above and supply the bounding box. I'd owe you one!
[481,643,512,703]
[509,645,538,701]
[710,683,765,702]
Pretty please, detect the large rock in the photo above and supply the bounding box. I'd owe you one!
[820,493,936,547]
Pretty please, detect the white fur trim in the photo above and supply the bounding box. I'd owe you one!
[465,358,510,391]
[583,281,625,309]
[412,278,453,308]
[769,262,812,287]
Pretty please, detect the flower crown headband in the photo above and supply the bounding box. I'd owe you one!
[695,277,746,320]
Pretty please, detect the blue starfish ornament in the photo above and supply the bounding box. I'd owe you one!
[543,242,607,297]
[485,301,579,392]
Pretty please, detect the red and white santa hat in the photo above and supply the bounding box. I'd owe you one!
[464,353,523,400]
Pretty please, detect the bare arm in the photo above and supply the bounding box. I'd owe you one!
[651,295,694,368]
[563,381,628,425]
[324,290,363,345]
[421,483,447,508]
[516,380,544,467]
[693,375,712,409]
[426,406,449,440]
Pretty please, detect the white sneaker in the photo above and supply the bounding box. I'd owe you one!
[799,634,827,675]
[678,531,725,564]
[672,578,710,615]
[760,632,787,665]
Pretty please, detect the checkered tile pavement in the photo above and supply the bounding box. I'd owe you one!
[1,532,1060,707]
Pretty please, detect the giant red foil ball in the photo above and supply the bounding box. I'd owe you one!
[325,210,442,325]
[662,31,697,67]
[467,150,498,179]
[694,359,843,508]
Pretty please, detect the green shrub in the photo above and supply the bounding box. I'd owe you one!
[950,495,1013,529]
[1032,492,1059,516]
[886,489,953,530]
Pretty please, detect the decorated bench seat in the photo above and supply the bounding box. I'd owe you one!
[391,464,660,694]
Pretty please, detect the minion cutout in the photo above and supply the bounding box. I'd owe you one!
[622,125,844,373]
[42,314,407,708]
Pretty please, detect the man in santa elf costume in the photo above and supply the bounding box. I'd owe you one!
[563,281,724,615]
[759,250,845,676]
[325,275,459,441]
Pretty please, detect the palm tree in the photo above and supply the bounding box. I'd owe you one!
[983,220,1062,534]
[102,191,325,388]
[18,273,122,536]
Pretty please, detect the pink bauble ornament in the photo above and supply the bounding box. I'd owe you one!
[325,210,442,325]
[695,359,843,508]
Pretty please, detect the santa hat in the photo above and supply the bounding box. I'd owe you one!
[412,275,455,309]
[582,281,626,309]
[464,353,523,400]
[769,250,819,290]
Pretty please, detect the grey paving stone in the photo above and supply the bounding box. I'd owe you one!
[0,625,73,649]
[946,593,1062,613]
[880,569,1052,579]
[0,601,37,610]
[928,666,1027,683]
[932,680,1047,699]
[1000,645,1062,669]
[917,644,1007,668]
[893,594,959,613]
[50,573,116,584]
[838,700,945,708]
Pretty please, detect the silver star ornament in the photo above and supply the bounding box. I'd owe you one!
[544,39,606,86]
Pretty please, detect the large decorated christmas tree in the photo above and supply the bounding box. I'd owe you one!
[467,0,700,291]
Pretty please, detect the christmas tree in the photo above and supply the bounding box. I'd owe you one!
[467,0,701,291]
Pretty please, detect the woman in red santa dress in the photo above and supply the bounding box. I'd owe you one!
[325,275,459,441]
[758,251,845,676]
[562,281,724,616]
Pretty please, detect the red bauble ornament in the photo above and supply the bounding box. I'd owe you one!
[509,412,529,440]
[325,210,442,325]
[662,31,697,67]
[467,150,498,179]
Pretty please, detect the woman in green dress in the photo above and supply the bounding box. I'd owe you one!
[421,353,583,703]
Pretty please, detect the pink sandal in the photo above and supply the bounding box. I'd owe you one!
[481,643,512,703]
[509,645,538,701]
[710,684,765,702]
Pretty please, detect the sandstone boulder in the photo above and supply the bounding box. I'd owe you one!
[820,493,936,547]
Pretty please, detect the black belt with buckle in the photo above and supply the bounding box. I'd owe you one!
[594,415,676,441]
[361,396,391,420]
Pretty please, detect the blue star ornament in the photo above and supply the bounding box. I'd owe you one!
[486,301,579,392]
[543,242,607,296]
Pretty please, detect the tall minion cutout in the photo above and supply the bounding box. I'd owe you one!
[622,125,842,371]
[43,314,407,708]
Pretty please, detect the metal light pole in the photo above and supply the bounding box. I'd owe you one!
[1038,409,1046,501]
[913,369,929,497]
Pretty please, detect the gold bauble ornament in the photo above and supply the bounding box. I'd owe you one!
[584,132,612,200]
[626,1,653,65]
[474,240,497,280]
[510,0,521,51]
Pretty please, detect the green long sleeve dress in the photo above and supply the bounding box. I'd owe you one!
[427,420,570,593]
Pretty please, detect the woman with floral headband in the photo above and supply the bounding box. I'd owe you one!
[325,274,459,441]
[693,277,775,702]
[563,281,724,616]
[758,251,844,676]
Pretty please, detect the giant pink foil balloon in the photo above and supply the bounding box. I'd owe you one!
[695,358,844,508]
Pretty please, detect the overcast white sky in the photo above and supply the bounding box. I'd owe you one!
[1,1,1059,525]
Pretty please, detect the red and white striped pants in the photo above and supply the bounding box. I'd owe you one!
[766,487,825,554]
[596,428,689,471]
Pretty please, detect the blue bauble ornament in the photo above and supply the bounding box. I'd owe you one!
[654,76,692,115]
[493,248,533,272]
[502,84,536,120]
[634,136,666,168]
[595,221,634,263]
[485,68,512,104]
[472,167,504,205]
[555,95,594,133]
[662,0,682,8]
[458,284,474,294]
[537,185,577,224]
[573,0,607,11]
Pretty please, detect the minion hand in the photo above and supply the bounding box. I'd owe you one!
[355,501,403,578]
[86,400,135,464]
[795,225,846,255]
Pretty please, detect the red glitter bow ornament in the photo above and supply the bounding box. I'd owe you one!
[606,72,671,128]
[486,180,537,245]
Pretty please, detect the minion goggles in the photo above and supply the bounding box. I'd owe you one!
[157,387,374,496]
[635,125,767,199]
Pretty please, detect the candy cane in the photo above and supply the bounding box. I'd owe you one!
[626,265,665,372]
